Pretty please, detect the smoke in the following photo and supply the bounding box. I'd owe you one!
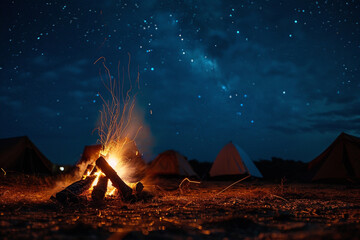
[129,105,154,163]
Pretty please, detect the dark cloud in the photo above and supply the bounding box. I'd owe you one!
[310,102,360,119]
[309,118,360,135]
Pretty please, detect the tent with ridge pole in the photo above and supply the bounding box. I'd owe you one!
[0,136,54,175]
[308,132,360,182]
[209,141,263,178]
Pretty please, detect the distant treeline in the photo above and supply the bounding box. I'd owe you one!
[255,157,310,182]
[188,157,310,181]
[188,159,212,179]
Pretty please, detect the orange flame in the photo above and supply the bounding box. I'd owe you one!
[91,55,146,196]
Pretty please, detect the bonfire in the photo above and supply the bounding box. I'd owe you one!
[54,55,148,204]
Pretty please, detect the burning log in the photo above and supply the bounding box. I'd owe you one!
[91,175,108,202]
[90,165,98,175]
[83,164,93,176]
[95,156,133,200]
[55,175,96,203]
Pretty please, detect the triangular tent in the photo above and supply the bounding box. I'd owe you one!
[79,142,145,165]
[78,144,103,165]
[147,150,197,176]
[308,132,360,181]
[0,136,53,175]
[210,142,262,178]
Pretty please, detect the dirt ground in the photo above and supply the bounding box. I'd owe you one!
[0,176,359,239]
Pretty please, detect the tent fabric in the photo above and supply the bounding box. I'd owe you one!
[79,142,147,182]
[0,136,53,175]
[308,132,360,181]
[147,150,197,176]
[78,144,103,165]
[79,142,145,166]
[210,142,263,178]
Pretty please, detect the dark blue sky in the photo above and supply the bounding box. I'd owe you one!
[1,0,359,164]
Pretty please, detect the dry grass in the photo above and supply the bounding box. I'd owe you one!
[0,176,359,239]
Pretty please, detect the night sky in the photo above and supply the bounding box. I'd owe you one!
[1,0,359,165]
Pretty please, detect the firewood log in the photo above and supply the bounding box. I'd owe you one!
[55,175,96,203]
[95,156,133,199]
[90,165,98,175]
[82,164,93,176]
[135,182,144,195]
[91,175,108,202]
[81,164,98,177]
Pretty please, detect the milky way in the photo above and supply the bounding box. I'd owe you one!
[1,0,359,164]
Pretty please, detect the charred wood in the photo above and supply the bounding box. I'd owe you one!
[81,164,98,177]
[135,182,144,195]
[82,164,93,176]
[95,156,133,199]
[55,175,96,203]
[90,165,98,175]
[91,175,108,202]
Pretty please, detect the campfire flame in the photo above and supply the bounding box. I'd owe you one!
[89,171,103,191]
[86,55,147,197]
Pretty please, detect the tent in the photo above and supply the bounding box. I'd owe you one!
[0,136,54,175]
[78,144,103,165]
[79,141,147,182]
[209,142,263,178]
[79,142,145,166]
[147,150,197,177]
[308,132,360,181]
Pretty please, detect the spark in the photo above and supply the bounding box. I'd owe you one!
[92,54,144,190]
[93,55,141,154]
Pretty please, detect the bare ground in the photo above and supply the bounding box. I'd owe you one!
[0,176,359,239]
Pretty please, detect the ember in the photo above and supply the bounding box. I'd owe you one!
[1,178,360,239]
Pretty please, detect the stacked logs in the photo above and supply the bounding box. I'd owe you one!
[55,175,97,203]
[54,156,141,204]
[91,175,108,203]
[95,157,133,199]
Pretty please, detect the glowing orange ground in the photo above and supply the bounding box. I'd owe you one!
[0,176,359,239]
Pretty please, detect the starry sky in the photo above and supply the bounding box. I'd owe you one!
[1,0,359,165]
